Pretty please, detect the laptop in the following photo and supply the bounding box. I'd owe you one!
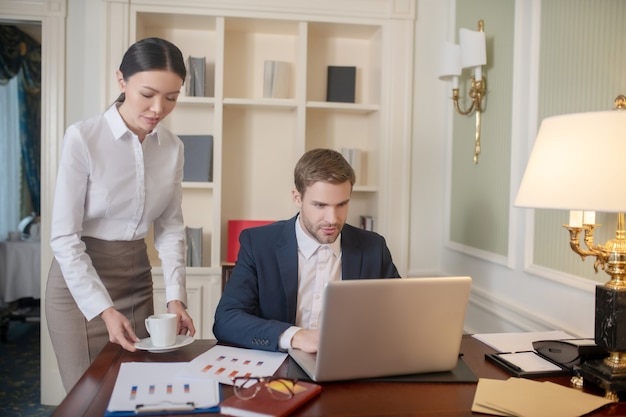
[288,276,472,382]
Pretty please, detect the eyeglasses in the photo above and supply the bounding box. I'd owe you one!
[232,376,299,401]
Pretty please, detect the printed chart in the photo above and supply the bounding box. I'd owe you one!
[106,362,220,415]
[179,345,288,385]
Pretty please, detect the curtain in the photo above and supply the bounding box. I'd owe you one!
[0,25,41,216]
[0,77,21,240]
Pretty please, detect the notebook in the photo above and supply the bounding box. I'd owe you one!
[288,276,472,382]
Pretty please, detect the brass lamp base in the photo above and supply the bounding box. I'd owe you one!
[562,209,626,400]
[579,359,626,401]
[579,284,626,401]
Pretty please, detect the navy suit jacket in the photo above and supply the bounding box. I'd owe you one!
[213,215,400,351]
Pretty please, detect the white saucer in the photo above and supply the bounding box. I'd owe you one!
[135,335,194,353]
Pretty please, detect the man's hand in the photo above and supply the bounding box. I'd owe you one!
[291,328,320,353]
[167,300,196,337]
[100,307,139,352]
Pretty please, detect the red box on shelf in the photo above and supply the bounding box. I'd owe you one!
[227,220,274,263]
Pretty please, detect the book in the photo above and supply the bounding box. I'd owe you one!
[185,227,203,267]
[340,147,362,183]
[326,66,356,103]
[180,135,213,182]
[186,56,206,97]
[219,380,321,417]
[360,215,374,231]
[263,60,290,99]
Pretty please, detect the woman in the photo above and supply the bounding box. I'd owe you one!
[46,37,196,393]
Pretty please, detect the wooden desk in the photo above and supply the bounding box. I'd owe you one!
[51,335,625,416]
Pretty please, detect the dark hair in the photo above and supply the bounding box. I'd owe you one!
[115,37,186,103]
[294,148,356,196]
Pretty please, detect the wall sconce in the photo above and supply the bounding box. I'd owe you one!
[515,95,626,400]
[439,20,487,164]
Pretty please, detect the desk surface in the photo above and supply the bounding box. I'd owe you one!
[51,335,624,417]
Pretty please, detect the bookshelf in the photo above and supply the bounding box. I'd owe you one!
[104,0,415,338]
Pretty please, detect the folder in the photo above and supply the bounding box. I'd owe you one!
[485,351,570,378]
[105,362,221,416]
[227,220,274,263]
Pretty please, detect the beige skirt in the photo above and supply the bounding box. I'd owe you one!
[45,237,153,393]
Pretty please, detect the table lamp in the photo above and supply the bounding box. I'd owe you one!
[515,95,626,400]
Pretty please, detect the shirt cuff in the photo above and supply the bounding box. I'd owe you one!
[278,326,301,351]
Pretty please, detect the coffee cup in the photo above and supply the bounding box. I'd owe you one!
[145,313,177,347]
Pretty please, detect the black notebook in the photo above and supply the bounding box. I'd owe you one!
[326,66,356,103]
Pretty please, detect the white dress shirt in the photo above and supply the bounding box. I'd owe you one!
[50,104,187,320]
[278,215,342,349]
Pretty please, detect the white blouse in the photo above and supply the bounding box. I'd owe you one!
[50,104,187,320]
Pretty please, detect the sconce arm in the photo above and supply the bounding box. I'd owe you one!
[564,224,608,272]
[452,89,475,115]
[451,77,486,115]
[451,77,486,164]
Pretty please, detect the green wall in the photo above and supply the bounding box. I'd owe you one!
[450,0,515,256]
[533,0,626,283]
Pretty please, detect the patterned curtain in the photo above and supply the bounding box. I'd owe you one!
[0,26,41,215]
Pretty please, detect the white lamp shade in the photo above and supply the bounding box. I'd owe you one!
[438,41,462,82]
[515,110,626,212]
[459,28,486,69]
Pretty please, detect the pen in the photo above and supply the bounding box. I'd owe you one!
[485,353,527,373]
[135,401,195,413]
[500,358,523,373]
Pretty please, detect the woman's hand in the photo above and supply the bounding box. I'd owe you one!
[167,300,196,336]
[100,307,139,352]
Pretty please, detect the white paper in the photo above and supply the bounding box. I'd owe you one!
[472,331,575,353]
[497,351,563,372]
[106,362,220,413]
[178,345,288,385]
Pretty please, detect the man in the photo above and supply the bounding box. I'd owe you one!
[213,148,400,353]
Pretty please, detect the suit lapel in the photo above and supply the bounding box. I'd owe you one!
[277,216,299,323]
[341,224,362,280]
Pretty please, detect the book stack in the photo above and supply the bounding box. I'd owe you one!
[186,56,206,97]
[263,60,290,98]
[360,215,374,231]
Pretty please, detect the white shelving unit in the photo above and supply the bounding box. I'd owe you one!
[104,0,415,338]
